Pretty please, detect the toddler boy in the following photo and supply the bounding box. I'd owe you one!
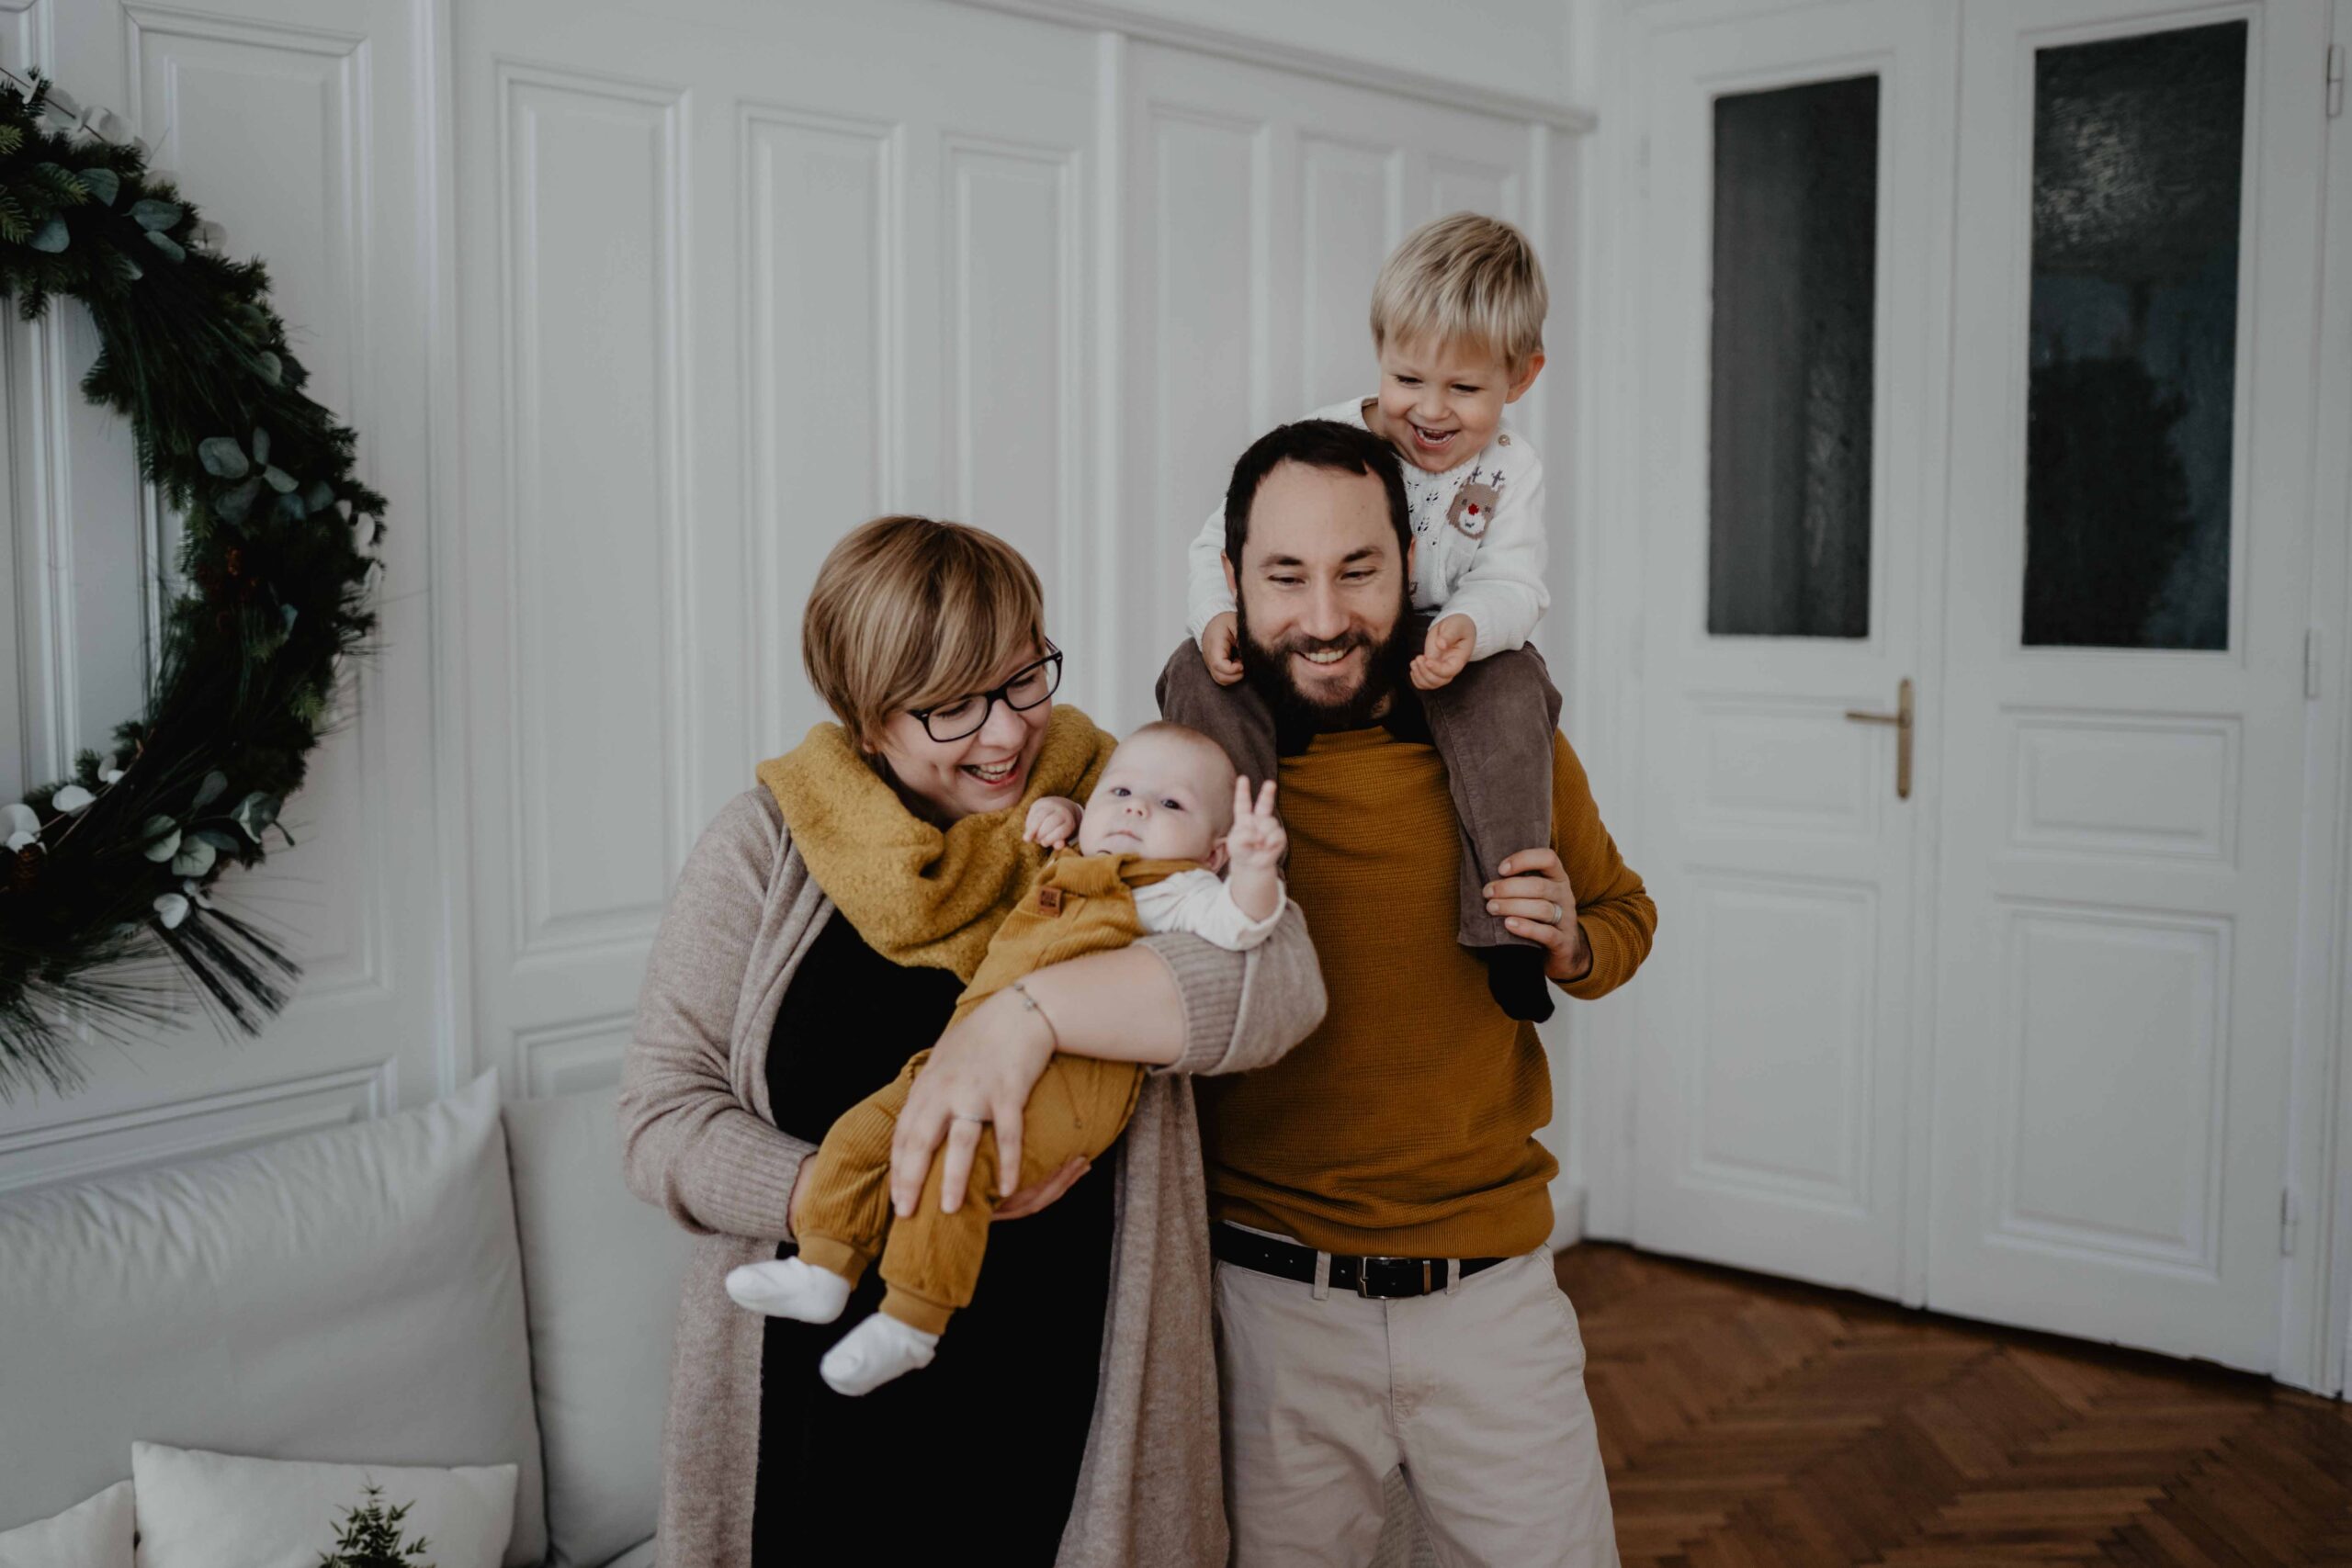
[1166,210,1563,1021]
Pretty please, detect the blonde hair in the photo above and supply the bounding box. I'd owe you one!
[801,514,1047,746]
[1122,720,1239,833]
[1369,211,1548,371]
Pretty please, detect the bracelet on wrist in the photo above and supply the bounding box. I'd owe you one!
[1008,979,1061,1055]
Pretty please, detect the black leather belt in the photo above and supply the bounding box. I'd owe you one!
[1211,1224,1506,1300]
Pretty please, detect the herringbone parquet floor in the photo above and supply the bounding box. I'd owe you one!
[1557,1243,2352,1566]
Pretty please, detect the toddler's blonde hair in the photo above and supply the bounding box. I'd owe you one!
[801,514,1047,748]
[1369,211,1548,371]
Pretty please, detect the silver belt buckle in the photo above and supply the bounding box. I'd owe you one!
[1353,1257,1432,1299]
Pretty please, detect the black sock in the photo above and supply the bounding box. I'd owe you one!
[1480,944,1554,1024]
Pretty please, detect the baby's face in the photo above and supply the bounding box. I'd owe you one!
[1078,733,1231,864]
[1371,335,1540,474]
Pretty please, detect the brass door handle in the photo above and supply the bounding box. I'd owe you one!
[1843,677,1914,800]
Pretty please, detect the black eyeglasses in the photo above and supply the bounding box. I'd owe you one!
[910,640,1064,742]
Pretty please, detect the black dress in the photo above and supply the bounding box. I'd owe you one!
[750,912,1117,1563]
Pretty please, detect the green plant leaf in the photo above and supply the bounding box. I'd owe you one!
[215,475,263,524]
[198,438,249,479]
[263,465,297,494]
[144,230,186,263]
[255,350,282,386]
[27,218,68,254]
[130,197,182,231]
[304,479,335,513]
[77,166,119,207]
[141,817,182,863]
[191,770,228,809]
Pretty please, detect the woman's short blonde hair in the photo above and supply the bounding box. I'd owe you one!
[802,514,1047,746]
[1369,211,1548,371]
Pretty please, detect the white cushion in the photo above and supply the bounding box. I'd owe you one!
[502,1089,695,1568]
[130,1442,514,1568]
[0,1480,134,1568]
[600,1540,657,1568]
[0,1073,546,1563]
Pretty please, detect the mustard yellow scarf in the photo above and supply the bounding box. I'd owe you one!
[757,705,1118,981]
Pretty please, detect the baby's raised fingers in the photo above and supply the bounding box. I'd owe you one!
[1254,778,1278,818]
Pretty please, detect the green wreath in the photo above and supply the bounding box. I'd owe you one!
[0,72,383,1098]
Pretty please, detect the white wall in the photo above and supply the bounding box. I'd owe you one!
[0,0,1595,1241]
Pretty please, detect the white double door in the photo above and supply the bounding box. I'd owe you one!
[1630,0,2334,1371]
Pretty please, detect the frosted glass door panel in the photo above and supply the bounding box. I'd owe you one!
[1707,75,1880,639]
[2022,22,2246,649]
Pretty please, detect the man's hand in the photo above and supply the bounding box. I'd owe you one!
[1485,847,1591,984]
[995,1156,1090,1221]
[1024,795,1081,850]
[1224,776,1284,874]
[1201,613,1247,686]
[1408,614,1477,691]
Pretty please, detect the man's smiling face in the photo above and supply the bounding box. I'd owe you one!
[1225,458,1414,729]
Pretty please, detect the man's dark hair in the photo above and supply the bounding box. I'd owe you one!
[1222,419,1411,571]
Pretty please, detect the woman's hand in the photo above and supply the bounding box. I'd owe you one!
[995,1156,1090,1221]
[1485,847,1591,984]
[889,987,1057,1217]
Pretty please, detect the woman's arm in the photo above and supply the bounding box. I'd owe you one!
[887,907,1326,1215]
[617,791,816,1241]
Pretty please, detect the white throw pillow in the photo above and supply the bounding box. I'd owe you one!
[0,1480,134,1568]
[130,1443,515,1568]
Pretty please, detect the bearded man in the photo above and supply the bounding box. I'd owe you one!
[1159,418,1654,1567]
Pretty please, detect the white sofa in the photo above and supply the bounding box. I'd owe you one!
[0,1073,692,1568]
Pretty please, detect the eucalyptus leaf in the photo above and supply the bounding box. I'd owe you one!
[192,828,242,853]
[141,817,182,863]
[130,198,182,231]
[303,479,335,513]
[152,892,189,931]
[198,437,249,480]
[171,838,218,877]
[231,793,279,842]
[215,476,262,524]
[280,604,300,633]
[251,427,269,465]
[114,252,141,282]
[277,491,307,522]
[144,230,185,264]
[254,351,282,387]
[28,218,67,254]
[78,166,119,207]
[191,770,228,809]
[258,467,294,497]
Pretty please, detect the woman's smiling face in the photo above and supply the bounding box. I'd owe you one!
[865,641,1054,823]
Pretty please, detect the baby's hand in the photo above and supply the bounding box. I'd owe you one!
[1225,777,1285,871]
[1201,613,1246,686]
[1024,795,1081,849]
[1408,614,1477,691]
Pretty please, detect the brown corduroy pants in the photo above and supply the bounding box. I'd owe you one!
[791,850,1179,1335]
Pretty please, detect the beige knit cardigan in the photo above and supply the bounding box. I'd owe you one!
[618,787,1328,1568]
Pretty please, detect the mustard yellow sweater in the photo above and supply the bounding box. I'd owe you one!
[1200,728,1656,1258]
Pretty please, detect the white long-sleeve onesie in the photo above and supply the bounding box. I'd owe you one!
[1184,396,1548,660]
[1132,866,1287,951]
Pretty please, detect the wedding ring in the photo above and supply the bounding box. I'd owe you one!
[1550,902,1563,923]
[953,1112,988,1123]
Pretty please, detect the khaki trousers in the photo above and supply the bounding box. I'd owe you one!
[1215,1247,1620,1568]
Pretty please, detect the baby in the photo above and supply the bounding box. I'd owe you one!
[1165,210,1564,1022]
[726,722,1287,1395]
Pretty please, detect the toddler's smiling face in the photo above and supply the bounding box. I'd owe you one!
[1368,336,1541,474]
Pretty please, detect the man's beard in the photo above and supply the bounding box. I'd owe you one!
[1236,588,1415,733]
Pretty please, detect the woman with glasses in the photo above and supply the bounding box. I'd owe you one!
[619,514,1326,1568]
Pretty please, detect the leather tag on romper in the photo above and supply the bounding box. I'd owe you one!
[1037,886,1063,914]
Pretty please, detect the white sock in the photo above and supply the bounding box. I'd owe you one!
[819,1312,940,1396]
[725,1257,853,1324]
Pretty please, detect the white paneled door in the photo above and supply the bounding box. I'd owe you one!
[1631,0,1947,1301]
[1630,0,2332,1371]
[1928,0,2329,1371]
